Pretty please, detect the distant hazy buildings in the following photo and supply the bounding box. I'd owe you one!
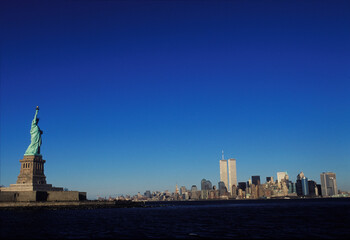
[320,172,338,197]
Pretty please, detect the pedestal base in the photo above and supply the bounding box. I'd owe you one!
[17,155,47,185]
[0,190,87,202]
[1,153,86,202]
[2,183,63,192]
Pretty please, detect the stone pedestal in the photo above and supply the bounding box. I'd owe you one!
[17,155,47,185]
[1,154,86,202]
[2,155,63,192]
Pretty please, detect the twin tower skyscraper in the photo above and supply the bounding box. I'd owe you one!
[219,151,237,193]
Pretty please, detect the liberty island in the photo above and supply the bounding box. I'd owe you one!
[0,107,86,201]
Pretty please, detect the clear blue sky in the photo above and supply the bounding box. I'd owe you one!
[1,1,349,199]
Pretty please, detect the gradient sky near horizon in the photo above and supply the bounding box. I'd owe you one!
[1,1,349,199]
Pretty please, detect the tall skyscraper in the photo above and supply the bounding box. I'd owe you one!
[201,179,212,190]
[238,182,247,192]
[228,158,237,191]
[191,185,197,192]
[190,185,198,200]
[180,186,187,195]
[201,179,206,190]
[288,182,296,194]
[247,179,252,187]
[144,190,151,198]
[277,172,288,183]
[252,176,261,185]
[301,177,309,196]
[296,179,303,196]
[218,181,227,191]
[219,152,238,193]
[308,180,318,197]
[296,172,304,196]
[220,159,228,190]
[320,172,337,196]
[218,181,228,196]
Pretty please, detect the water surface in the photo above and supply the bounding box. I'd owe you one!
[1,198,349,239]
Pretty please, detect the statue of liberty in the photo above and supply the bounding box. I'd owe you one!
[24,106,43,155]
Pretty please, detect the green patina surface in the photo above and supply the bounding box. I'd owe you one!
[24,107,43,156]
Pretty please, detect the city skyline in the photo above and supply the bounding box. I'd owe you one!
[1,1,349,198]
[112,169,341,201]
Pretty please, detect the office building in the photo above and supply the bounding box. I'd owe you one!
[206,180,212,190]
[317,184,322,196]
[308,180,317,197]
[252,176,261,185]
[175,184,179,194]
[182,191,189,200]
[251,184,259,199]
[218,181,228,196]
[288,182,296,194]
[219,152,238,193]
[277,172,288,183]
[190,185,199,200]
[266,177,273,183]
[297,172,305,180]
[296,179,303,196]
[296,172,305,196]
[200,190,209,200]
[301,177,309,196]
[320,172,338,196]
[144,190,151,198]
[180,186,187,195]
[238,182,247,192]
[191,185,197,192]
[220,159,228,190]
[228,158,237,192]
[231,185,237,198]
[201,179,212,190]
[218,181,227,191]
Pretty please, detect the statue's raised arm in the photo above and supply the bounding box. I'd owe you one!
[30,106,39,130]
[24,106,43,156]
[33,106,39,122]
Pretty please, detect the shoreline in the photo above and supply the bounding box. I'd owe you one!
[0,200,145,210]
[1,197,348,210]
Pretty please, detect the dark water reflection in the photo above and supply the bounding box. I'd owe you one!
[1,198,350,239]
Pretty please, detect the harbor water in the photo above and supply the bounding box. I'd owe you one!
[1,198,349,239]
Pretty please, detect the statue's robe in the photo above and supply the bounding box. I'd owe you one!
[24,110,42,155]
